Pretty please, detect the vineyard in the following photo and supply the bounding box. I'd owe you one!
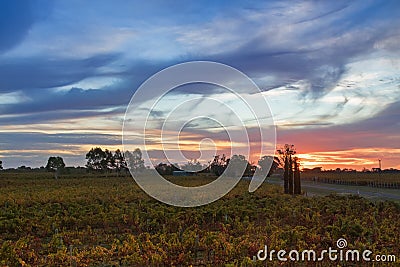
[0,172,399,266]
[301,172,400,189]
[301,172,400,183]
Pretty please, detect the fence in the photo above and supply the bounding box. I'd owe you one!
[303,177,400,189]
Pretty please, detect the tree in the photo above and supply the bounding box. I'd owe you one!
[277,144,301,195]
[155,163,179,175]
[258,156,280,177]
[181,159,203,172]
[46,156,65,179]
[114,149,127,176]
[225,154,250,177]
[210,154,227,176]
[277,144,295,194]
[104,149,115,173]
[86,147,108,172]
[125,148,145,174]
[18,165,31,170]
[293,157,301,194]
[0,160,3,170]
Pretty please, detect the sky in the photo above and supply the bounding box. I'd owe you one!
[0,0,399,170]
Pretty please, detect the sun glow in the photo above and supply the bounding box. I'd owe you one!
[297,148,400,170]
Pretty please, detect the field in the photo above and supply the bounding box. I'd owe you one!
[1,172,400,266]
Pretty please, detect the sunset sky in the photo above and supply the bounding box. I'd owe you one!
[0,0,399,170]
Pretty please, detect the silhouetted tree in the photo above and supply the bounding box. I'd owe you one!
[288,157,294,194]
[114,149,127,176]
[225,154,253,177]
[210,154,227,176]
[86,147,108,172]
[182,159,203,172]
[277,144,301,195]
[208,154,256,177]
[293,157,301,194]
[242,158,255,177]
[125,148,145,174]
[104,149,115,174]
[258,156,280,177]
[155,163,180,175]
[46,156,65,179]
[0,160,3,170]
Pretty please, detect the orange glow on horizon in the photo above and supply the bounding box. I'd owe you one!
[296,148,400,171]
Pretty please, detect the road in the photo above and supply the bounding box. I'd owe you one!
[265,176,400,202]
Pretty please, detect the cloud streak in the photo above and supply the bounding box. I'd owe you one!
[0,0,399,168]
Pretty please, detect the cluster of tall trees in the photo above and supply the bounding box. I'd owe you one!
[41,148,145,178]
[40,147,286,183]
[278,144,301,195]
[210,154,255,177]
[85,147,144,174]
[155,154,280,177]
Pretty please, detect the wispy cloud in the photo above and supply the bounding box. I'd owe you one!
[0,0,399,168]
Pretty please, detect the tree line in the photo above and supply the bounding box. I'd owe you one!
[84,147,145,175]
[0,145,301,194]
[1,145,300,193]
[41,148,145,179]
[155,154,280,177]
[39,147,281,179]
